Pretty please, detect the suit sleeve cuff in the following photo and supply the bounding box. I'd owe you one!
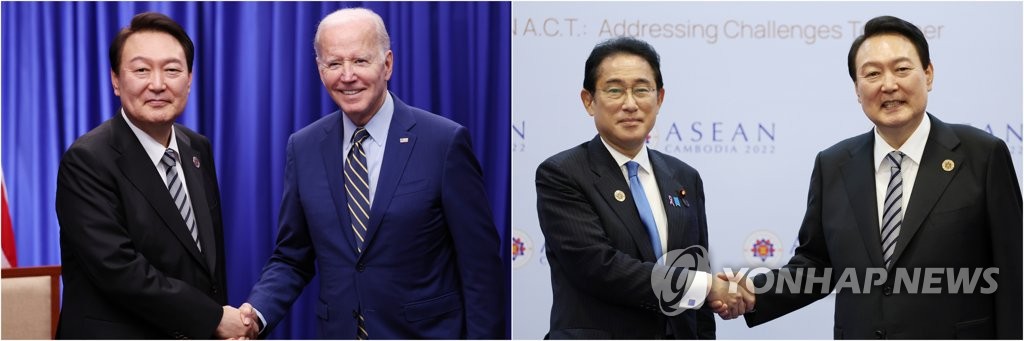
[252,306,268,334]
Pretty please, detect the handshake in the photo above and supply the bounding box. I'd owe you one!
[214,303,262,340]
[707,272,755,320]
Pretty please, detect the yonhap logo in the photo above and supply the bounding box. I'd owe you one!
[650,246,711,316]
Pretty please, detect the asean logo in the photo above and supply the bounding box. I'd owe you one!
[512,229,534,269]
[743,230,782,267]
[751,239,775,262]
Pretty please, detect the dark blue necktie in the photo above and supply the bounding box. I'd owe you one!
[626,161,663,261]
[345,127,371,340]
[345,127,371,254]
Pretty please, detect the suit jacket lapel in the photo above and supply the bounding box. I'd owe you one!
[649,152,689,253]
[840,132,886,268]
[586,136,658,262]
[319,113,359,253]
[891,115,963,265]
[110,114,209,272]
[175,127,217,273]
[360,97,417,259]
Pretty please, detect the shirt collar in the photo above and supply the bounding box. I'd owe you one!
[600,137,653,176]
[121,109,180,167]
[342,92,394,147]
[873,114,931,171]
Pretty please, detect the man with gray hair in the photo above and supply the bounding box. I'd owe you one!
[237,8,505,339]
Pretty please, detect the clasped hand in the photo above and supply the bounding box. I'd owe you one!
[707,272,756,320]
[214,304,260,340]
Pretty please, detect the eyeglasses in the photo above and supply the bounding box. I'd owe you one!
[598,86,656,100]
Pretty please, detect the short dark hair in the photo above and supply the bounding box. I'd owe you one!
[108,12,194,75]
[847,15,930,82]
[583,37,663,93]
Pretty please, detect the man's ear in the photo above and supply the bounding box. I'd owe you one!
[110,70,121,96]
[581,89,595,116]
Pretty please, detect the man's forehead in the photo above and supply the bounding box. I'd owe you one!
[856,34,922,65]
[122,32,186,61]
[596,60,655,83]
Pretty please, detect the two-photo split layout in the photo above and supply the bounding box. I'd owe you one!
[1,1,1021,339]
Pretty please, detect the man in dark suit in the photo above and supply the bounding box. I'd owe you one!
[237,8,504,339]
[55,12,255,339]
[535,37,750,340]
[724,15,1022,339]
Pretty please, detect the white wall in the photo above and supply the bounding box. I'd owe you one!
[511,2,1023,339]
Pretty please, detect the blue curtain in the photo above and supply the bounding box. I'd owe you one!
[1,2,511,338]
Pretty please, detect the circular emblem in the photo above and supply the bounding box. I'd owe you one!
[744,230,783,267]
[614,190,626,202]
[942,159,955,172]
[512,229,534,269]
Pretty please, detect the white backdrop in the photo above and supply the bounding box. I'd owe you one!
[511,2,1023,339]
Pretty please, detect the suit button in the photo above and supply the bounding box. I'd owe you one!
[874,329,885,338]
[357,263,366,272]
[883,286,892,296]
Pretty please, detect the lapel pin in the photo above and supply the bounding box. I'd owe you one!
[193,156,201,168]
[667,195,682,207]
[679,188,690,207]
[941,159,954,172]
[400,137,409,143]
[614,190,626,202]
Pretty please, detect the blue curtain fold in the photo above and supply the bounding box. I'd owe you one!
[1,2,511,338]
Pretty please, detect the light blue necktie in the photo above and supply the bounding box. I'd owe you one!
[626,161,663,261]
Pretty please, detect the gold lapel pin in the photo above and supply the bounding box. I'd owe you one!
[614,190,626,202]
[941,159,954,172]
[193,156,201,168]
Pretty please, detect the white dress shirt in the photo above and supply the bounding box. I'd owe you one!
[601,139,669,255]
[121,109,195,208]
[599,138,711,309]
[874,115,930,231]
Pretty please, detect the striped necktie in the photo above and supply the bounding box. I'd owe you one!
[161,149,201,252]
[881,151,905,269]
[345,127,371,254]
[345,127,371,339]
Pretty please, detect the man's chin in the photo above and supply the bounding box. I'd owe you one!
[131,112,180,125]
[339,104,369,117]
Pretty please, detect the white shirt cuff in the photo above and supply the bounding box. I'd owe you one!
[676,271,712,310]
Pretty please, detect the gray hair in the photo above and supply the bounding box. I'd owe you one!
[314,8,391,59]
